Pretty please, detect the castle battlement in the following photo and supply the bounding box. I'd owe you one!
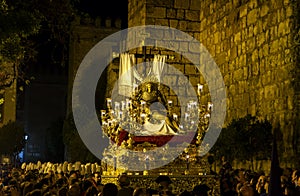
[73,15,123,29]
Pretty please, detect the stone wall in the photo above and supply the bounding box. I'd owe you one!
[67,16,123,115]
[128,0,300,167]
[128,0,147,27]
[67,0,300,167]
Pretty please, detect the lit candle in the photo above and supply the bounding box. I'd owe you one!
[141,113,146,122]
[133,84,138,93]
[106,98,112,108]
[197,84,203,95]
[185,113,190,121]
[141,101,146,108]
[102,121,108,129]
[208,102,213,111]
[168,100,173,107]
[110,110,115,117]
[118,111,123,119]
[192,101,197,108]
[145,155,150,170]
[187,103,191,111]
[101,110,106,117]
[121,101,126,110]
[126,99,130,109]
[186,155,190,170]
[114,102,120,111]
[108,120,112,127]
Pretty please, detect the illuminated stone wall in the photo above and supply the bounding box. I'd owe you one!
[128,0,300,166]
[67,16,123,115]
[67,0,300,166]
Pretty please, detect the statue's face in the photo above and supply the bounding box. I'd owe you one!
[146,83,152,92]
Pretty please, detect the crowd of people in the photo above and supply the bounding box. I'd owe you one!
[0,162,211,196]
[218,159,300,196]
[1,160,300,196]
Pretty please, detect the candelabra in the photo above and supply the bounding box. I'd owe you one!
[100,82,212,152]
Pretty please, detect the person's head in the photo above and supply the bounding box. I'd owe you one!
[118,174,130,188]
[102,183,118,196]
[93,172,101,183]
[237,169,247,183]
[69,171,78,179]
[294,170,300,186]
[82,179,93,192]
[155,176,172,189]
[85,186,99,196]
[284,183,296,196]
[192,184,210,196]
[221,156,226,163]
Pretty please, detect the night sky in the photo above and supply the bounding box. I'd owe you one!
[73,0,128,19]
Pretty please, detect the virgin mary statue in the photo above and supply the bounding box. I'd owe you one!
[132,77,181,136]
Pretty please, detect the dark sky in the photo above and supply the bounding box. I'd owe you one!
[74,0,128,19]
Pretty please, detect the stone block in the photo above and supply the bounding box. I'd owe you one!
[251,61,259,76]
[177,9,185,19]
[230,46,238,59]
[148,7,166,18]
[214,31,221,44]
[184,64,197,75]
[257,33,265,47]
[174,0,189,9]
[190,0,201,10]
[189,42,200,53]
[169,19,178,28]
[114,18,122,28]
[187,22,200,31]
[279,36,288,48]
[200,18,207,31]
[287,95,293,110]
[188,75,200,87]
[278,21,289,36]
[286,5,293,17]
[164,75,178,86]
[239,5,248,18]
[167,9,177,18]
[270,39,279,53]
[235,69,245,82]
[155,19,169,26]
[260,4,269,17]
[177,21,187,31]
[179,41,189,53]
[105,18,112,28]
[147,0,173,7]
[248,0,258,9]
[185,10,200,21]
[234,32,241,43]
[247,9,258,25]
[263,44,269,56]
